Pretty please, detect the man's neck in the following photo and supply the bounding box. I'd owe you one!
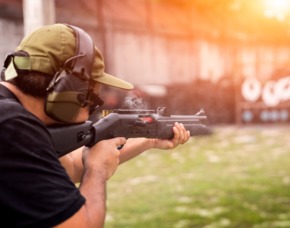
[0,82,56,125]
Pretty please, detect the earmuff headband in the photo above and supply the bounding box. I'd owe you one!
[45,24,97,123]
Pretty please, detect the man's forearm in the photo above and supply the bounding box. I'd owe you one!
[59,148,84,183]
[79,167,107,227]
[119,138,156,164]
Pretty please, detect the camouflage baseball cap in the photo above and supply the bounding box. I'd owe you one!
[5,23,133,90]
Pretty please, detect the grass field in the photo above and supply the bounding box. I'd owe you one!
[105,125,290,228]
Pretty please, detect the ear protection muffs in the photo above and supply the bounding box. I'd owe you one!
[45,24,96,123]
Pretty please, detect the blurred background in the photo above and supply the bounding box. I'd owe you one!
[3,1,290,227]
[3,0,290,125]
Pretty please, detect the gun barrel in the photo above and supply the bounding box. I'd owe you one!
[184,123,212,136]
[170,115,207,120]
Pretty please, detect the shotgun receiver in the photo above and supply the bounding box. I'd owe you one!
[48,107,211,157]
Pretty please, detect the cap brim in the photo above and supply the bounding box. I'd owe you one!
[95,73,134,90]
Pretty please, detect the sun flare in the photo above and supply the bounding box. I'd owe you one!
[263,0,290,21]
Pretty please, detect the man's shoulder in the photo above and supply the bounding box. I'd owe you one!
[0,97,28,122]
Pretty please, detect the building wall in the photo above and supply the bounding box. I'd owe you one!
[0,18,23,66]
[1,0,290,86]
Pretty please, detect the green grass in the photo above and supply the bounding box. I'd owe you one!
[105,125,290,228]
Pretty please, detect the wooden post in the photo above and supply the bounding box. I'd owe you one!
[23,0,55,35]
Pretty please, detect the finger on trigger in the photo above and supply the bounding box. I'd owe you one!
[115,137,126,147]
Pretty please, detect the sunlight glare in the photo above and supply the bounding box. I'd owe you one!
[263,0,290,21]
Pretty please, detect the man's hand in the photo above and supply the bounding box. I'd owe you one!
[82,137,127,180]
[153,122,190,150]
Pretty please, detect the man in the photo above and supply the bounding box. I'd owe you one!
[0,23,190,227]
